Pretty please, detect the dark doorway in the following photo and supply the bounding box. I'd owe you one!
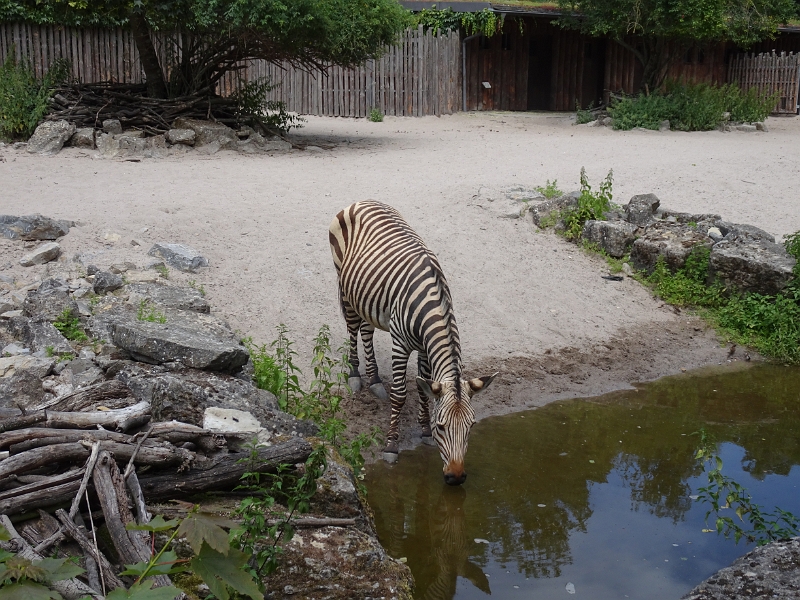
[581,39,606,108]
[527,35,553,110]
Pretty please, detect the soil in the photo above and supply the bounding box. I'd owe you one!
[2,111,798,457]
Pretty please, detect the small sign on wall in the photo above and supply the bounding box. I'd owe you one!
[482,81,492,89]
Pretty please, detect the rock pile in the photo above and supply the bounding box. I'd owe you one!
[24,117,293,159]
[0,216,413,600]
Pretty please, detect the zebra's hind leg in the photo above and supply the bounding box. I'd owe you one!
[361,321,389,401]
[343,303,363,393]
[383,338,411,462]
[417,351,435,445]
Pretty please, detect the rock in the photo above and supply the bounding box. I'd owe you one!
[102,119,122,135]
[581,220,638,258]
[126,283,210,313]
[1,343,30,356]
[755,121,769,132]
[0,310,22,320]
[530,192,580,228]
[166,128,196,146]
[19,242,61,267]
[622,262,635,277]
[630,223,711,273]
[148,243,209,273]
[600,116,613,126]
[96,132,168,159]
[682,537,799,600]
[203,407,271,444]
[8,316,74,354]
[659,120,670,131]
[69,128,96,148]
[715,221,775,243]
[172,118,237,149]
[124,271,161,284]
[735,124,757,132]
[26,120,76,155]
[707,227,723,243]
[0,214,72,240]
[658,211,721,226]
[93,271,124,295]
[104,232,122,243]
[0,355,56,408]
[709,237,796,295]
[118,365,316,436]
[23,280,78,321]
[624,193,661,226]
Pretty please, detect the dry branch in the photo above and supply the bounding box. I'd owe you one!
[45,401,150,431]
[0,468,84,515]
[55,508,126,591]
[32,379,132,412]
[0,411,46,433]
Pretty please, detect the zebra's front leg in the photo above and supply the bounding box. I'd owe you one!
[417,351,435,446]
[361,321,389,401]
[343,303,363,392]
[383,340,411,463]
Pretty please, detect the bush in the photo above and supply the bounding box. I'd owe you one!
[561,167,613,240]
[231,77,304,134]
[0,55,68,140]
[608,81,776,132]
[368,107,384,122]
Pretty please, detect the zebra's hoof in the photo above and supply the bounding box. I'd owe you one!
[348,377,363,393]
[369,382,389,401]
[382,452,399,464]
[422,435,435,446]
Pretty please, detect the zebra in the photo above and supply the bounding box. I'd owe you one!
[329,201,496,485]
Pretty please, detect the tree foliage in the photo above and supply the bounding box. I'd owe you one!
[0,0,411,97]
[556,0,796,91]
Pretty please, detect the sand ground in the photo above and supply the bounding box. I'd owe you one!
[2,111,799,451]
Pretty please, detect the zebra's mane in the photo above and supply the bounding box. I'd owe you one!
[425,251,463,396]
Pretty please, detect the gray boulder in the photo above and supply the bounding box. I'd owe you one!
[709,237,796,295]
[630,223,711,273]
[23,280,78,321]
[96,133,168,159]
[127,283,210,313]
[8,316,73,354]
[93,271,124,295]
[69,128,96,148]
[624,193,661,226]
[148,243,209,272]
[715,221,775,243]
[102,119,123,135]
[682,537,799,600]
[26,120,76,155]
[172,118,237,149]
[0,355,56,408]
[530,192,580,228]
[0,214,72,240]
[19,242,61,267]
[658,210,722,226]
[581,220,638,258]
[166,128,196,146]
[118,365,317,436]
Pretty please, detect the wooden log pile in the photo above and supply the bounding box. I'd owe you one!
[0,397,312,598]
[45,83,245,135]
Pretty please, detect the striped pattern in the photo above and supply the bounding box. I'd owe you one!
[329,201,494,484]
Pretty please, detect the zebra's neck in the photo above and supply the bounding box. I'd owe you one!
[424,330,462,383]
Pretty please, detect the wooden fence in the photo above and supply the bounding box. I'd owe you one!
[0,22,461,117]
[728,51,800,114]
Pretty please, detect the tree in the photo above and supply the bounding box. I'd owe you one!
[556,0,796,92]
[0,0,410,98]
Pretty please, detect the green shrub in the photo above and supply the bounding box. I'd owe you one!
[608,81,776,132]
[575,102,595,124]
[561,167,613,240]
[0,55,68,140]
[53,308,88,342]
[368,107,384,122]
[231,76,304,134]
[535,179,563,199]
[645,246,724,307]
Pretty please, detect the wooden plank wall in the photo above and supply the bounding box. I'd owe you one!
[464,19,528,111]
[728,51,800,114]
[0,23,460,117]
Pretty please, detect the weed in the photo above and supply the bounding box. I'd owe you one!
[45,345,54,357]
[645,247,724,307]
[53,308,88,342]
[188,279,206,297]
[243,336,288,408]
[575,101,595,125]
[561,167,614,240]
[368,107,384,122]
[535,179,563,199]
[694,429,800,545]
[154,264,169,279]
[58,352,75,362]
[136,299,167,323]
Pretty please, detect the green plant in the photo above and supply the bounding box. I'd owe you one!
[231,77,304,134]
[0,55,69,140]
[0,524,85,600]
[58,352,75,362]
[53,308,88,342]
[575,101,596,125]
[136,300,166,324]
[535,179,563,199]
[368,107,384,122]
[234,443,328,577]
[415,7,502,37]
[645,246,724,307]
[561,167,614,240]
[694,429,800,545]
[243,337,287,407]
[187,280,206,297]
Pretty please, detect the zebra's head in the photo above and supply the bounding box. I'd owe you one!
[416,373,497,486]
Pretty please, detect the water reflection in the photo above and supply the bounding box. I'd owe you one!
[365,364,800,600]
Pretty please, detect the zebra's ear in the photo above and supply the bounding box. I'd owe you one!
[416,377,442,399]
[468,372,498,394]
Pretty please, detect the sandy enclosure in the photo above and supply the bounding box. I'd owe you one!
[2,112,799,449]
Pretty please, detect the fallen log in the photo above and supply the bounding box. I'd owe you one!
[0,427,139,450]
[46,401,150,431]
[0,468,84,515]
[139,438,312,501]
[32,379,132,412]
[55,509,126,591]
[0,411,46,433]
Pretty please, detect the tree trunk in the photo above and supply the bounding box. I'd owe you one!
[129,11,168,99]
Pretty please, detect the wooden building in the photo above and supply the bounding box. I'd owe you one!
[405,2,800,112]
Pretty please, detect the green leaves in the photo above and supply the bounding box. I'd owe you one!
[176,512,237,555]
[0,580,62,600]
[190,543,262,600]
[106,581,182,600]
[126,515,180,533]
